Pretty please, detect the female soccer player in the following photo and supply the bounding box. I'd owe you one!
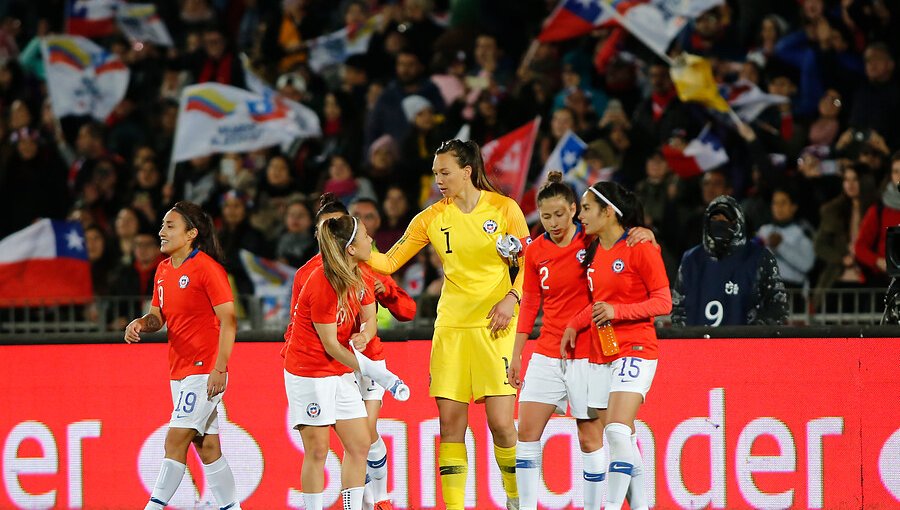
[283,214,377,510]
[284,194,416,510]
[563,182,671,510]
[124,201,241,510]
[367,139,527,509]
[510,172,656,510]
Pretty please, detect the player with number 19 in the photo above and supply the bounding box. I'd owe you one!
[562,182,671,510]
[124,201,241,510]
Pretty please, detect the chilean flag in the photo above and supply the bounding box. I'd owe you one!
[539,0,614,42]
[481,117,541,202]
[661,125,729,178]
[0,220,93,306]
[65,0,118,38]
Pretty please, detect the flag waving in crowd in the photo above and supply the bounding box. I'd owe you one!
[306,15,382,72]
[662,124,729,178]
[242,55,322,141]
[41,35,129,121]
[116,3,173,47]
[0,220,92,306]
[238,250,295,324]
[171,83,309,163]
[538,0,618,42]
[65,0,117,38]
[481,117,541,202]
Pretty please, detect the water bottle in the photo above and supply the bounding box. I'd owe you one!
[597,321,620,356]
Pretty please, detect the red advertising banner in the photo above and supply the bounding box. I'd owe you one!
[1,338,898,509]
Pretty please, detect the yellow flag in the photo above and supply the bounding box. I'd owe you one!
[669,54,729,112]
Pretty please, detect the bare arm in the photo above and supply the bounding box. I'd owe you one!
[207,301,236,399]
[124,306,164,343]
[314,322,360,371]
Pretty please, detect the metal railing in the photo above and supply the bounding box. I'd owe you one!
[0,288,889,335]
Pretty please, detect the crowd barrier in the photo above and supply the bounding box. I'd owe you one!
[1,329,898,509]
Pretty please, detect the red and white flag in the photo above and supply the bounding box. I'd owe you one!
[0,220,93,306]
[481,117,541,202]
[720,79,789,122]
[65,0,118,38]
[662,125,728,178]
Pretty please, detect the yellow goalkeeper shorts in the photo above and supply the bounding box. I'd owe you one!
[429,325,516,403]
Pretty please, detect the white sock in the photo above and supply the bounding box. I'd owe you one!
[203,455,240,509]
[626,434,648,510]
[303,492,324,510]
[342,486,365,510]
[582,446,606,510]
[145,458,185,510]
[363,481,375,510]
[604,423,634,510]
[367,436,389,502]
[515,440,541,510]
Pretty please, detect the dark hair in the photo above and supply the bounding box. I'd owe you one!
[316,192,349,223]
[581,182,645,268]
[170,201,224,263]
[80,120,105,140]
[772,185,799,205]
[435,139,503,194]
[537,170,576,206]
[891,150,900,164]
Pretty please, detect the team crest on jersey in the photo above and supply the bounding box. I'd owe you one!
[576,249,586,263]
[612,259,625,273]
[178,275,190,288]
[482,219,498,234]
[306,403,321,418]
[525,236,533,245]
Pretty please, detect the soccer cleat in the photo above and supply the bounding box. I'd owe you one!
[506,497,520,510]
[373,500,393,510]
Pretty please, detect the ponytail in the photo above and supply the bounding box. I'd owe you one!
[435,138,504,194]
[171,201,224,263]
[318,215,365,312]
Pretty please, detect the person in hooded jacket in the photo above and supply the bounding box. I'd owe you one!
[671,195,789,326]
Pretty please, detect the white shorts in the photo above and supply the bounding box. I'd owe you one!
[285,370,368,427]
[169,374,222,435]
[587,357,658,409]
[355,359,387,401]
[519,354,595,420]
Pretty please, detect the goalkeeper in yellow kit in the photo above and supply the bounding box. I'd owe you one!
[367,139,528,509]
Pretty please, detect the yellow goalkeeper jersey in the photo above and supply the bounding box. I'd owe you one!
[368,190,529,328]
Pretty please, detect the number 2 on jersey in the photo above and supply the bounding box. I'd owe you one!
[444,231,452,254]
[539,266,550,290]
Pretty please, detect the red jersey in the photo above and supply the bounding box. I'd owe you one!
[284,267,376,377]
[517,227,592,359]
[151,249,233,380]
[568,235,671,364]
[282,254,416,360]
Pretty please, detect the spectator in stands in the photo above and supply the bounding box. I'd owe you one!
[672,195,788,326]
[218,189,269,296]
[814,165,877,299]
[349,198,382,251]
[69,121,123,198]
[849,42,900,149]
[854,152,900,285]
[113,206,149,265]
[253,154,301,240]
[553,51,607,119]
[130,159,164,222]
[756,187,816,288]
[84,224,117,297]
[275,196,315,268]
[170,155,224,214]
[379,184,413,251]
[180,24,246,89]
[0,127,68,238]
[806,89,843,147]
[109,230,164,330]
[363,134,401,200]
[677,5,744,60]
[320,154,377,206]
[403,0,446,68]
[630,60,699,151]
[316,91,362,172]
[401,94,449,201]
[364,49,445,154]
[747,14,789,66]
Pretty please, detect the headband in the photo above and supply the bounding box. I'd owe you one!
[585,187,623,217]
[345,217,358,250]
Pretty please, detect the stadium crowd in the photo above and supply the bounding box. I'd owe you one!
[1,0,899,328]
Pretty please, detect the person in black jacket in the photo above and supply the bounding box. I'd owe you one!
[671,195,789,326]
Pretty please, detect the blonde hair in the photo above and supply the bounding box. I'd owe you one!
[319,215,365,312]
